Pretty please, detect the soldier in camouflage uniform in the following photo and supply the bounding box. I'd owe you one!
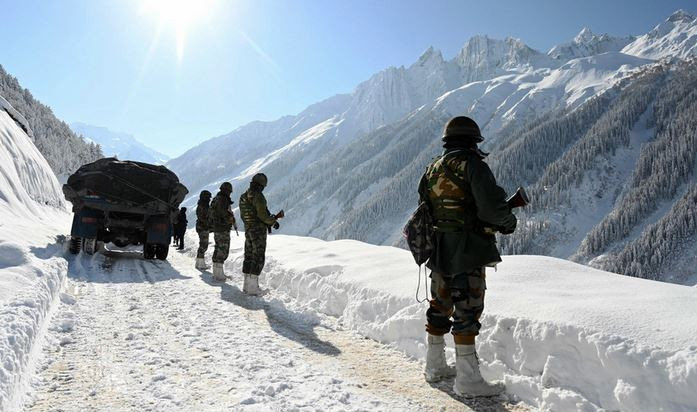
[419,116,516,398]
[239,173,283,295]
[209,182,237,281]
[195,190,212,270]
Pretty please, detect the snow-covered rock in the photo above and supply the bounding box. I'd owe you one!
[622,9,697,60]
[70,122,169,165]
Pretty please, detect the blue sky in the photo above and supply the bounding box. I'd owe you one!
[0,0,694,157]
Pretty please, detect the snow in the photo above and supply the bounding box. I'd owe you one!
[207,233,697,411]
[431,52,650,141]
[0,104,71,410]
[622,10,697,60]
[548,27,634,60]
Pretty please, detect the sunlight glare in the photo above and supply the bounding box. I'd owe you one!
[140,0,217,61]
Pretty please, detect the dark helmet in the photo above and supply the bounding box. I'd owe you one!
[199,190,212,199]
[220,182,233,194]
[252,173,268,187]
[442,116,484,143]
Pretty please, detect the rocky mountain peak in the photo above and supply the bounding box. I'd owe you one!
[668,9,695,23]
[574,27,595,43]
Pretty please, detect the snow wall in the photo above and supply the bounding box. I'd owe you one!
[206,232,697,412]
[0,104,70,410]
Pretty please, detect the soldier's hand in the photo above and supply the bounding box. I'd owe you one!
[272,222,280,230]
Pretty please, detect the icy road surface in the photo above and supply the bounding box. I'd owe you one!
[26,246,527,411]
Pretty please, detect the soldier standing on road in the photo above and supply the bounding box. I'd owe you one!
[239,173,283,295]
[419,116,517,398]
[195,190,212,270]
[209,182,237,281]
[174,207,188,250]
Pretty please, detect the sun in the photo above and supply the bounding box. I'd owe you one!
[139,0,217,61]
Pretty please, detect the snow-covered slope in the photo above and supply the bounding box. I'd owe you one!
[0,102,71,410]
[0,65,102,177]
[0,107,65,215]
[622,10,697,60]
[169,35,561,208]
[70,122,169,165]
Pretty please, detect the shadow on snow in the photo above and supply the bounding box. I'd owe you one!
[199,271,342,357]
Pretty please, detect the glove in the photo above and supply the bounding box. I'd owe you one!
[272,222,280,230]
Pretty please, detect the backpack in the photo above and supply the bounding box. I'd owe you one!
[403,199,434,265]
[404,152,469,265]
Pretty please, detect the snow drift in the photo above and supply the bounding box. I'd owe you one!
[207,232,697,411]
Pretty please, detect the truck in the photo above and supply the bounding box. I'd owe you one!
[63,157,189,260]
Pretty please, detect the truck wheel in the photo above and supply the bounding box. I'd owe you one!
[69,237,81,254]
[155,244,169,260]
[82,238,98,255]
[143,243,156,260]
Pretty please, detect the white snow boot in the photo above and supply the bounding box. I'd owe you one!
[212,262,227,281]
[453,344,505,398]
[195,257,208,270]
[242,273,261,296]
[424,334,456,382]
[243,274,260,295]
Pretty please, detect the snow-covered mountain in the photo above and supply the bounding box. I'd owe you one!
[548,27,635,60]
[70,122,169,165]
[168,11,697,285]
[622,9,697,59]
[0,65,102,177]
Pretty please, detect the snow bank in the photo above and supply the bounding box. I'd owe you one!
[0,103,71,410]
[0,109,65,213]
[217,233,697,411]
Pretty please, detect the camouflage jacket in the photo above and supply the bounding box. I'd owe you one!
[208,192,236,233]
[239,188,277,229]
[195,200,210,232]
[418,148,516,273]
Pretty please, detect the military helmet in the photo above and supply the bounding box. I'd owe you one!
[200,190,211,199]
[442,116,484,143]
[252,173,268,187]
[220,181,233,194]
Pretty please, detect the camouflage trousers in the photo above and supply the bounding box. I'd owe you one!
[426,267,486,337]
[242,226,267,275]
[212,231,230,263]
[196,230,209,259]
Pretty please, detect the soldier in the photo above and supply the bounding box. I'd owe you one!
[174,207,188,250]
[419,116,516,397]
[209,182,237,281]
[239,173,283,295]
[195,190,212,270]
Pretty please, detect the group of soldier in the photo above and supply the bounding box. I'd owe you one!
[191,173,283,296]
[183,116,517,399]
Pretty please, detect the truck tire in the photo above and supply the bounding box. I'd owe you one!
[155,244,169,260]
[143,243,156,260]
[82,238,98,255]
[69,237,81,254]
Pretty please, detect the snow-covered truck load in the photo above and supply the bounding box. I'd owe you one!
[63,157,188,259]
